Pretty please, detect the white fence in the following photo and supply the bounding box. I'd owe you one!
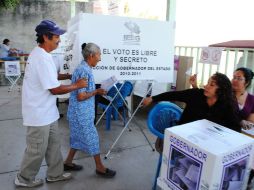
[175,46,254,93]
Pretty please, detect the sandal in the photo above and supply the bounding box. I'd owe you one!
[64,163,83,171]
[96,168,116,178]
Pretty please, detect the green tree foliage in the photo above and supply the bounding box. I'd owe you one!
[0,0,20,10]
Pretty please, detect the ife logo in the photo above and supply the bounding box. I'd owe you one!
[123,21,141,45]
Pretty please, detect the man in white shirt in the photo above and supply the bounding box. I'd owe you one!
[14,20,87,188]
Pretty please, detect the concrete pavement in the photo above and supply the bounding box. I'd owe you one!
[0,86,159,190]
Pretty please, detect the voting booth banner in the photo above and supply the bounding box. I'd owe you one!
[157,119,254,190]
[67,13,174,83]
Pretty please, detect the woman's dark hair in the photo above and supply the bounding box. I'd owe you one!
[210,72,241,132]
[3,39,10,44]
[212,72,238,111]
[81,43,87,50]
[212,72,234,102]
[235,67,254,88]
[36,32,54,44]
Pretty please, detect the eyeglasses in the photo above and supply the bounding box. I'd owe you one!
[232,76,245,81]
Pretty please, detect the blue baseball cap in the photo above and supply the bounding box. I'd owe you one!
[35,20,66,35]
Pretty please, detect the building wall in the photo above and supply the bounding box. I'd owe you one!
[0,0,92,53]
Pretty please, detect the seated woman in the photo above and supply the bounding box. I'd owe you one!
[231,67,254,188]
[0,39,19,61]
[143,72,241,132]
[64,43,116,178]
[231,67,254,129]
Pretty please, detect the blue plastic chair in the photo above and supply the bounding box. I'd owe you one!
[147,102,182,190]
[98,81,133,130]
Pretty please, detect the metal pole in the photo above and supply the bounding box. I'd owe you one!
[166,0,176,21]
[104,82,154,159]
[70,0,76,18]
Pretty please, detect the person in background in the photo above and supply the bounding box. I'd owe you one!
[0,39,19,61]
[231,67,254,129]
[15,20,87,188]
[143,72,241,132]
[64,43,116,178]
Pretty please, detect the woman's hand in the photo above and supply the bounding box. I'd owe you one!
[241,120,254,130]
[75,78,88,88]
[96,88,107,96]
[142,97,153,107]
[189,74,198,88]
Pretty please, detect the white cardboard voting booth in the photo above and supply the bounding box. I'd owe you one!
[67,13,174,85]
[65,13,176,99]
[158,119,254,190]
[66,13,175,157]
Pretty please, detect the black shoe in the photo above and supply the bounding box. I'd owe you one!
[64,163,83,171]
[96,168,116,178]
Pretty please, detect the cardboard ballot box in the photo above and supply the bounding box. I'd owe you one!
[157,119,254,190]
